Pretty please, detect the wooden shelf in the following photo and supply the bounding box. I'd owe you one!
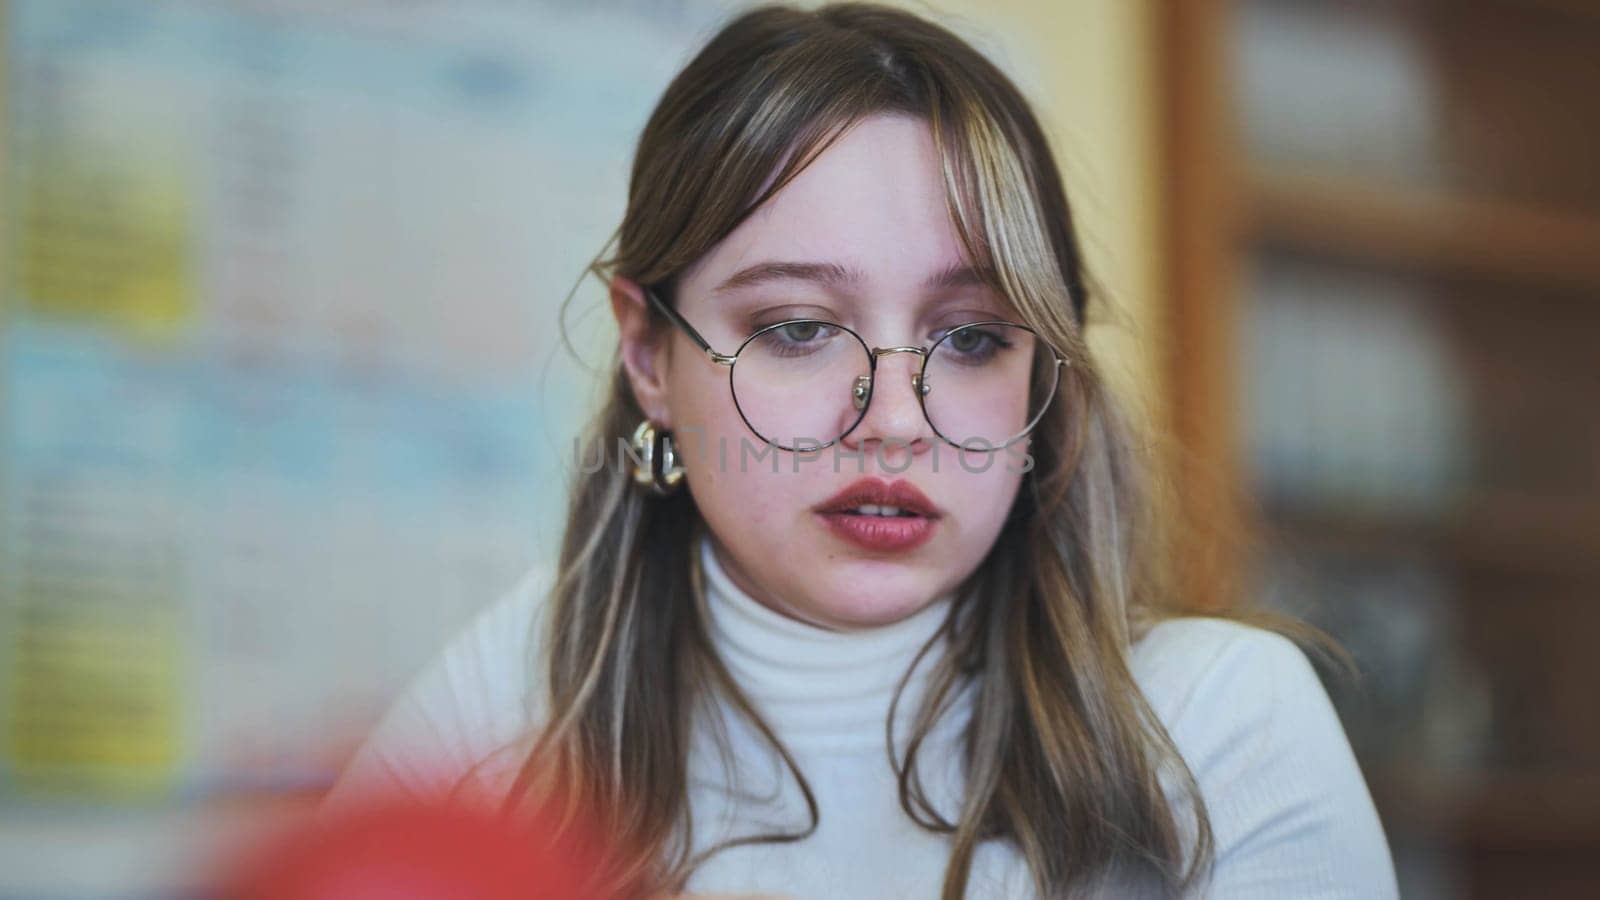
[1167,2,1600,892]
[1260,493,1600,576]
[1499,0,1600,26]
[1244,167,1600,291]
[1366,762,1600,848]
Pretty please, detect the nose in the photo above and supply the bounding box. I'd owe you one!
[840,347,935,457]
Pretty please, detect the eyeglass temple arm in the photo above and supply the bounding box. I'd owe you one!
[642,285,736,365]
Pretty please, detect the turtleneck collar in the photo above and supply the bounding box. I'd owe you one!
[696,532,962,752]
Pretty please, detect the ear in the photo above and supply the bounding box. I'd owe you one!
[609,274,674,428]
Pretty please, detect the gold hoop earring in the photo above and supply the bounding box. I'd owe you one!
[629,419,686,495]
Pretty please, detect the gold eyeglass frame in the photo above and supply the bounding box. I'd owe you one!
[643,285,1068,452]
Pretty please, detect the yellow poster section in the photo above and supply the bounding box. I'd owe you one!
[5,95,194,795]
[6,579,185,799]
[12,138,194,342]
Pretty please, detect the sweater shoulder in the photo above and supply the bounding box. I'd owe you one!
[1128,616,1311,724]
[1128,616,1399,897]
[1126,615,1324,780]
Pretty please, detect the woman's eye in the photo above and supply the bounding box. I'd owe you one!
[779,321,825,342]
[949,329,986,352]
[938,325,1014,362]
[751,320,841,358]
[936,327,991,352]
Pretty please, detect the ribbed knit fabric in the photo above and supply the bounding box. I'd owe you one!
[323,534,1399,898]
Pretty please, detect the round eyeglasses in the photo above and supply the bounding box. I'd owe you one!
[644,286,1067,452]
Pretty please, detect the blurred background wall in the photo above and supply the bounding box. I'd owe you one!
[1,1,1596,898]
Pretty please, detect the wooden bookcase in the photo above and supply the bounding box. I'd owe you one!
[1158,1,1600,897]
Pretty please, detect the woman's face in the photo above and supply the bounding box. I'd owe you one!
[615,113,1034,630]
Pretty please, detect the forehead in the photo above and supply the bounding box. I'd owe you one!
[681,113,974,299]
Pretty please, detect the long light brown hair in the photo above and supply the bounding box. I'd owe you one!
[499,4,1335,897]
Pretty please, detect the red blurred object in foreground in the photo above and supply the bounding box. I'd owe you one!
[215,797,616,900]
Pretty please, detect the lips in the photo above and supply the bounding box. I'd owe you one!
[814,477,942,553]
[815,477,942,518]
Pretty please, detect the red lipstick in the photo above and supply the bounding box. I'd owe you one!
[814,477,942,553]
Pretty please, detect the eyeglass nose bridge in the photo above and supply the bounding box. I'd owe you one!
[851,345,932,412]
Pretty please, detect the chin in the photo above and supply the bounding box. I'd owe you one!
[810,583,941,630]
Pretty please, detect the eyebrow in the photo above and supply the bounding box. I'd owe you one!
[711,259,995,295]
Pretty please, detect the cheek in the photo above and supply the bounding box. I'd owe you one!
[666,362,739,476]
[666,364,809,528]
[682,438,824,589]
[936,450,1027,532]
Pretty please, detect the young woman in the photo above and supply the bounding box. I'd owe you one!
[323,4,1398,898]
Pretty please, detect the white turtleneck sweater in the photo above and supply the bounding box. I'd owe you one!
[322,535,1398,898]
